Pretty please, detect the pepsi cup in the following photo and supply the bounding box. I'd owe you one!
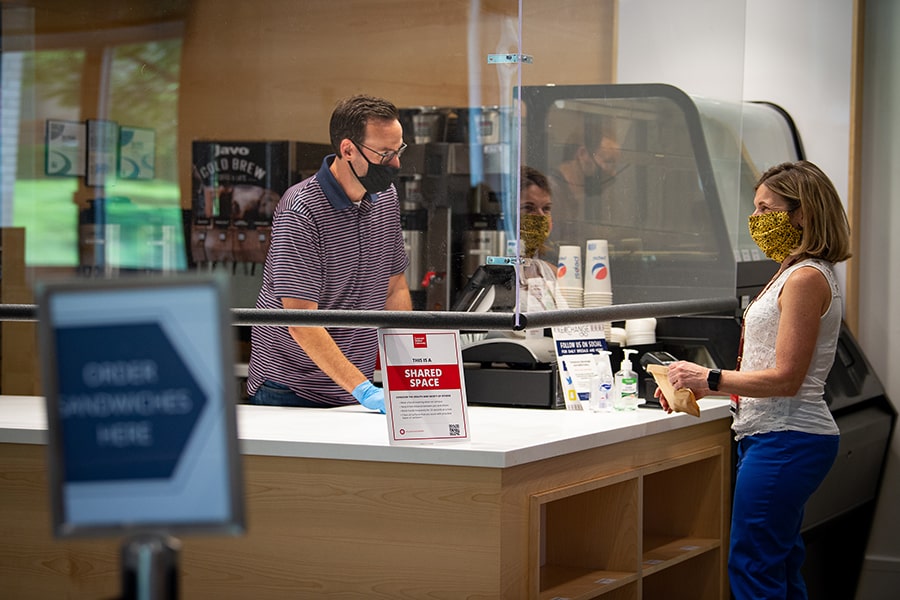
[584,239,612,293]
[556,245,583,289]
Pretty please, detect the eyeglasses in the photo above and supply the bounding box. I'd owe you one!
[354,140,408,165]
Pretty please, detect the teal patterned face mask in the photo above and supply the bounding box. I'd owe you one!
[748,210,801,262]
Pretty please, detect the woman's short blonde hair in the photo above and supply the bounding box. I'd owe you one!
[756,160,852,263]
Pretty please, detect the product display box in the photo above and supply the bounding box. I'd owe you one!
[191,140,292,228]
[191,140,291,265]
[189,140,331,266]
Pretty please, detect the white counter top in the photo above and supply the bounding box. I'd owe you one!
[0,395,732,469]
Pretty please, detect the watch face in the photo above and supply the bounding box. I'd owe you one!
[708,369,721,391]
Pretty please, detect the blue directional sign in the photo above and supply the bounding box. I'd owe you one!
[39,276,246,537]
[55,322,207,482]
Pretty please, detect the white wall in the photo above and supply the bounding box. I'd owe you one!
[618,1,900,597]
[743,1,853,211]
[618,0,853,289]
[616,0,747,101]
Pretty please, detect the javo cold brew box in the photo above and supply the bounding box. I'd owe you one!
[191,140,292,227]
[191,140,292,266]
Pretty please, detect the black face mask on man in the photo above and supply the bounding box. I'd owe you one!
[349,145,400,195]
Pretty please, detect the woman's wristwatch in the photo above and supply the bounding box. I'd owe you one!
[707,368,721,391]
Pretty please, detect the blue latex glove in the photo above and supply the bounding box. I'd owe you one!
[352,381,385,414]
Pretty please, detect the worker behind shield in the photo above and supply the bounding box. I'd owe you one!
[246,94,412,413]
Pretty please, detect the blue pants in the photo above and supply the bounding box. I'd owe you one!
[248,380,323,407]
[729,430,839,600]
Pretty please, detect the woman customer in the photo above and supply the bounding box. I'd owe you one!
[657,160,851,599]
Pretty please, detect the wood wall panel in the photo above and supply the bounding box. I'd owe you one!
[0,229,38,395]
[177,0,616,206]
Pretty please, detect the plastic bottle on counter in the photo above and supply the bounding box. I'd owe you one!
[590,351,614,412]
[614,349,639,411]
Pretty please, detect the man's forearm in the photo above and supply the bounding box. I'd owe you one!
[289,325,367,392]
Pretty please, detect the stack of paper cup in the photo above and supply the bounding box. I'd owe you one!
[556,244,584,308]
[583,239,613,338]
[625,317,657,346]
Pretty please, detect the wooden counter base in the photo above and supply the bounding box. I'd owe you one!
[0,418,731,599]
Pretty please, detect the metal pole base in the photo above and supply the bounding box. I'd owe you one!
[120,533,181,600]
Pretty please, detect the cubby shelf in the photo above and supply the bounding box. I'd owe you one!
[532,447,727,599]
[539,566,638,600]
[641,536,720,575]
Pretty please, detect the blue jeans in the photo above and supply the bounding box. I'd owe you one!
[729,430,839,600]
[248,380,323,408]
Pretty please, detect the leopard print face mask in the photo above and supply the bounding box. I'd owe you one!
[748,210,801,263]
[519,214,551,257]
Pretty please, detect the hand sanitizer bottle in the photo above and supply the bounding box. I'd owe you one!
[591,351,614,412]
[614,349,639,411]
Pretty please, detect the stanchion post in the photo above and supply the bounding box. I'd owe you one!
[120,534,181,600]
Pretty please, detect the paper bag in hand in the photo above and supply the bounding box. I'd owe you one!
[646,364,700,417]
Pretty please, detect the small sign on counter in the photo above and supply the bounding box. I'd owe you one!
[552,323,609,410]
[378,329,470,444]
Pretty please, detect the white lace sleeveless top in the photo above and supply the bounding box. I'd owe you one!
[732,258,841,441]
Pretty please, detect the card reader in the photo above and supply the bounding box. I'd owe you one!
[639,350,679,410]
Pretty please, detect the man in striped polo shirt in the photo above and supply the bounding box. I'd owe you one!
[246,95,412,412]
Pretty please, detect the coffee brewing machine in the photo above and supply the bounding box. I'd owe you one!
[397,106,512,311]
[396,174,428,310]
